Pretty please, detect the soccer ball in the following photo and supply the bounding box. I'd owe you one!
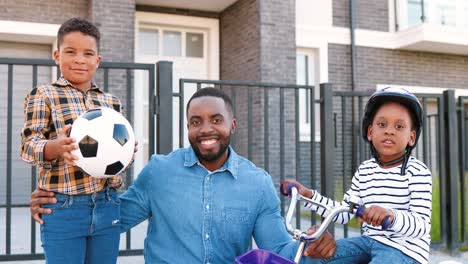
[69,107,135,178]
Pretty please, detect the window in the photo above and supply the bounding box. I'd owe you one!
[138,29,159,55]
[163,31,182,56]
[296,50,320,142]
[186,33,204,58]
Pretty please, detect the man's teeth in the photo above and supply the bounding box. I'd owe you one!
[201,139,217,145]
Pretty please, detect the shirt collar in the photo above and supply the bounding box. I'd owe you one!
[53,76,102,92]
[184,146,239,179]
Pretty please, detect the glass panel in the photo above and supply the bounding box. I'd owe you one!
[186,33,204,58]
[434,4,456,26]
[138,29,158,55]
[296,54,307,85]
[465,8,468,29]
[163,31,181,56]
[408,0,423,26]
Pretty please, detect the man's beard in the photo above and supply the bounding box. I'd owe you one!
[190,138,230,163]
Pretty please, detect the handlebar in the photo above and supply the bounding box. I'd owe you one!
[282,183,391,242]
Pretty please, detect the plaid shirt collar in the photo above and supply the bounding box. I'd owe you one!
[53,76,103,93]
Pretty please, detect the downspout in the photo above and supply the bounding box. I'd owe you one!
[349,0,358,172]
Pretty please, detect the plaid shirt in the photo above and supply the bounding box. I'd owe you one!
[21,77,123,195]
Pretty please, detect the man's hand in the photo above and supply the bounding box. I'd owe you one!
[30,187,56,224]
[281,179,313,198]
[359,205,394,227]
[303,225,337,258]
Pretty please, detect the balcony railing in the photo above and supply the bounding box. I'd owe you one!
[395,0,468,31]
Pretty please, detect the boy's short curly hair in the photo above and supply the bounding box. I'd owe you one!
[57,17,100,51]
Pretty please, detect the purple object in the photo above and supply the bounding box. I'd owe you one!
[235,249,296,264]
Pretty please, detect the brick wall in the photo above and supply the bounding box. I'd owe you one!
[329,44,468,91]
[220,0,261,82]
[220,0,297,187]
[0,0,88,24]
[333,0,389,32]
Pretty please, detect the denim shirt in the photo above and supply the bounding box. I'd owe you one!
[120,146,303,264]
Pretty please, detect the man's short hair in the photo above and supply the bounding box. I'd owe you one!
[57,17,101,51]
[186,87,234,116]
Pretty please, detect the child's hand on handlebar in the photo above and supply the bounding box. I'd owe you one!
[303,225,337,258]
[281,179,314,198]
[358,205,394,228]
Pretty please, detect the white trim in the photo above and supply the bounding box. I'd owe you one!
[376,84,468,98]
[0,20,58,45]
[135,12,219,79]
[297,24,468,55]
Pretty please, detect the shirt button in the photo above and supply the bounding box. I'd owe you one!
[206,205,210,210]
[205,234,209,240]
[206,176,210,181]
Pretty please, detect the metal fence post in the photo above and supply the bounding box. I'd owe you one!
[156,61,173,155]
[320,83,335,234]
[442,90,460,254]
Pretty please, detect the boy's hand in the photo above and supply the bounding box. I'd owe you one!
[44,124,78,165]
[359,205,394,227]
[303,225,337,258]
[30,187,56,224]
[281,179,314,198]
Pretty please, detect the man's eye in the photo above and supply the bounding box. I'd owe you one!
[395,124,404,129]
[212,118,222,124]
[377,122,385,128]
[191,120,200,126]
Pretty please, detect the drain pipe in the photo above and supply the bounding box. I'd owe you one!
[349,0,359,172]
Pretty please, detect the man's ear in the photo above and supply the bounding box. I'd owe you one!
[231,118,237,134]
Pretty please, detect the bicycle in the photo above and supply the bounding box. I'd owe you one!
[235,183,391,264]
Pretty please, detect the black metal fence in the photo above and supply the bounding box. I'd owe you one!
[0,57,154,261]
[1,59,467,260]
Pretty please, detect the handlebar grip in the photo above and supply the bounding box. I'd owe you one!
[280,183,299,196]
[355,206,391,230]
[355,206,365,218]
[381,215,391,230]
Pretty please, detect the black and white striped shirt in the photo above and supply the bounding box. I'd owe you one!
[304,157,432,264]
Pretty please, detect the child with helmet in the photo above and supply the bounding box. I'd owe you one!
[282,87,432,264]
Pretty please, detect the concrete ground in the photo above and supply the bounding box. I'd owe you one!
[0,208,467,263]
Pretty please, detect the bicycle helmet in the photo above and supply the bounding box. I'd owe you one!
[362,87,423,174]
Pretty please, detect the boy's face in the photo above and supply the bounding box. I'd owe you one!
[54,32,101,91]
[367,102,416,164]
[187,96,236,171]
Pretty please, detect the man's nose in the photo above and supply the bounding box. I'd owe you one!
[200,122,214,133]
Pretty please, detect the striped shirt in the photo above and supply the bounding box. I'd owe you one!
[305,157,432,264]
[20,77,123,195]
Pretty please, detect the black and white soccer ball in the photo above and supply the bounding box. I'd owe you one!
[69,107,135,178]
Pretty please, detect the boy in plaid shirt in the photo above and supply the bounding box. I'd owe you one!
[21,17,133,264]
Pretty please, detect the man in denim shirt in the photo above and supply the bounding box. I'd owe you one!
[31,88,335,263]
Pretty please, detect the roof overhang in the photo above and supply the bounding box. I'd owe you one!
[135,0,238,12]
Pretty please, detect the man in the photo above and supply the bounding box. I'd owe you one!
[31,88,336,263]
